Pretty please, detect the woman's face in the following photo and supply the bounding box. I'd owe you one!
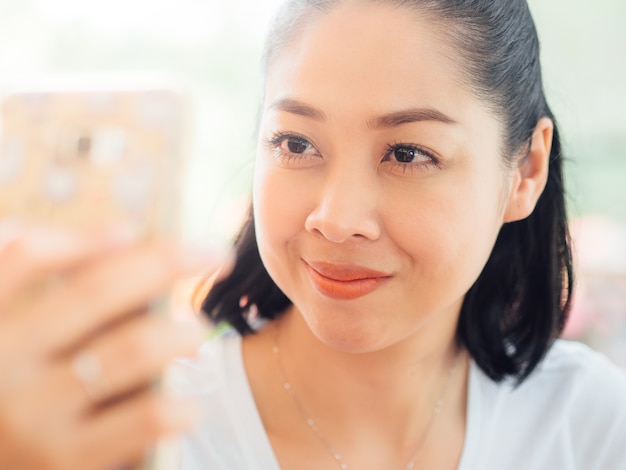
[253,1,514,353]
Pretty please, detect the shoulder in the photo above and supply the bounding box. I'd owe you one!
[491,339,626,412]
[524,341,626,467]
[167,332,245,468]
[465,340,626,470]
[167,330,241,397]
[532,340,626,417]
[167,330,279,470]
[535,339,625,381]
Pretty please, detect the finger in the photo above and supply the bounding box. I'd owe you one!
[19,240,227,358]
[0,317,203,470]
[0,220,138,308]
[74,393,196,470]
[0,389,194,470]
[56,315,205,417]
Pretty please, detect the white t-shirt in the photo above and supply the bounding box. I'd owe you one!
[170,332,626,469]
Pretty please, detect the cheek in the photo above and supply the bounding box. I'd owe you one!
[384,172,504,295]
[252,152,316,288]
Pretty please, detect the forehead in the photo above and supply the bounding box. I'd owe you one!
[263,1,477,121]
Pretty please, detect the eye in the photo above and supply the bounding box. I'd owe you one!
[264,131,321,167]
[393,147,427,163]
[284,136,314,154]
[381,143,440,174]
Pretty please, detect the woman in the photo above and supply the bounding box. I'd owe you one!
[179,0,626,469]
[1,1,624,469]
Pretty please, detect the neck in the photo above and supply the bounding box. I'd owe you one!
[272,307,466,442]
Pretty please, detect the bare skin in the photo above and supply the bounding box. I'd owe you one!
[244,314,469,469]
[243,1,551,469]
[0,222,230,470]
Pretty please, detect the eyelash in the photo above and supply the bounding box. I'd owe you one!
[265,131,319,165]
[265,131,440,173]
[382,142,441,173]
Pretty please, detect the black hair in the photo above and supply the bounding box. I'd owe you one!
[201,0,573,384]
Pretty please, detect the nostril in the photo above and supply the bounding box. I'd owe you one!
[304,207,381,243]
[303,175,382,242]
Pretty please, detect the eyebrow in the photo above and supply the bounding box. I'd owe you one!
[269,98,457,127]
[270,98,328,121]
[370,108,457,128]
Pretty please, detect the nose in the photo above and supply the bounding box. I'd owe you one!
[304,167,382,243]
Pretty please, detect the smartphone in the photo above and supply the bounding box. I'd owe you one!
[0,83,188,469]
[0,85,186,234]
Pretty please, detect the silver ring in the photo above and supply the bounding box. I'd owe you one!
[71,350,108,402]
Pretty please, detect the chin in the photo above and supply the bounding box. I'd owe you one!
[303,309,395,354]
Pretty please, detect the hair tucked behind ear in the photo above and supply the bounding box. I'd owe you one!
[458,122,573,383]
[200,0,574,384]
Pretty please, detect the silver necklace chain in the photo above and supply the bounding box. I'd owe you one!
[272,328,459,470]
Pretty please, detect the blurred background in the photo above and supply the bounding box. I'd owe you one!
[0,0,624,368]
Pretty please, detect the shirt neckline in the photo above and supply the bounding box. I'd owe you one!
[227,333,282,469]
[230,333,481,470]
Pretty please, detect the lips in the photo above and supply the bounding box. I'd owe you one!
[304,260,392,300]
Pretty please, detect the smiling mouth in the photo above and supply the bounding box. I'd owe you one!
[303,260,392,300]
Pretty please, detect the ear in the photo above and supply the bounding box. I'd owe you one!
[502,117,553,223]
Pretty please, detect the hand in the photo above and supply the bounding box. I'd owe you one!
[0,220,228,470]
